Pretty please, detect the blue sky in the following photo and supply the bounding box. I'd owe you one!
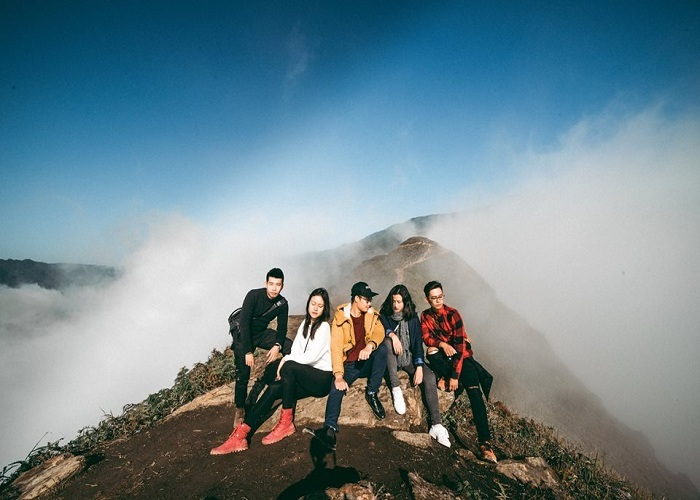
[2,1,698,263]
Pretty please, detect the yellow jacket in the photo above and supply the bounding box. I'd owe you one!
[331,303,386,377]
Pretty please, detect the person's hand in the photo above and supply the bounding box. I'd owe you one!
[440,342,457,357]
[334,374,348,392]
[448,378,459,391]
[276,358,285,380]
[265,344,281,365]
[413,366,423,386]
[390,334,403,356]
[245,352,255,367]
[358,344,373,360]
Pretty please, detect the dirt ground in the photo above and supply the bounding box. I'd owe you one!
[44,402,515,499]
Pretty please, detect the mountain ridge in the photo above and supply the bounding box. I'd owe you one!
[1,226,697,498]
[0,259,120,290]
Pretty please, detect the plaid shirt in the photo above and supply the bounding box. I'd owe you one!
[421,304,472,379]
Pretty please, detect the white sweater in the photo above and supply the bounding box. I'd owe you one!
[284,320,332,372]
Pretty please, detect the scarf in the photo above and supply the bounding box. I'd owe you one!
[391,312,412,368]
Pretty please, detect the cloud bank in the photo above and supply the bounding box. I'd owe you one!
[427,107,700,485]
[0,214,316,471]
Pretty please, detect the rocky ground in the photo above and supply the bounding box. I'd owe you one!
[9,375,563,499]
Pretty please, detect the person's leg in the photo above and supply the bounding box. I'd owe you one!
[280,361,333,408]
[418,363,442,426]
[366,341,388,394]
[245,382,283,434]
[233,342,251,410]
[382,337,400,388]
[460,358,491,443]
[324,362,361,431]
[241,328,281,410]
[355,348,387,419]
[253,328,279,350]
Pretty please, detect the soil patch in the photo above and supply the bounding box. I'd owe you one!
[45,404,503,499]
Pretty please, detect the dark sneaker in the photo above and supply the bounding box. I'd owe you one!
[365,390,386,420]
[313,426,336,451]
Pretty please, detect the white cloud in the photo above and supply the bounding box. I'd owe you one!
[429,107,700,483]
[0,212,313,469]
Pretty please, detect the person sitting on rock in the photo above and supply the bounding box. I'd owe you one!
[420,280,497,463]
[211,288,333,454]
[314,281,388,450]
[379,284,451,447]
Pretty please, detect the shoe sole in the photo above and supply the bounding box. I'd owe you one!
[210,446,248,455]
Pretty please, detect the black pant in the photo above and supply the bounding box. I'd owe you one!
[280,361,333,409]
[232,328,278,408]
[244,381,283,433]
[427,352,492,443]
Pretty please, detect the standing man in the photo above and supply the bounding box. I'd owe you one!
[420,280,497,463]
[232,267,289,428]
[315,282,388,450]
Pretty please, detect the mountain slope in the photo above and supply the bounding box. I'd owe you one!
[295,234,696,498]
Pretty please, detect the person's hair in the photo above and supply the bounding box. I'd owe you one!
[423,280,443,298]
[380,284,417,320]
[266,267,284,283]
[303,287,331,340]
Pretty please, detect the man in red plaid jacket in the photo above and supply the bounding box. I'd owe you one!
[420,280,497,464]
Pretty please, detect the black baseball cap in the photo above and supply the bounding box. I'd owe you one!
[351,281,378,299]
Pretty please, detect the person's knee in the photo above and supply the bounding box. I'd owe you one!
[375,341,388,355]
[280,360,294,377]
[427,347,439,355]
[465,386,484,402]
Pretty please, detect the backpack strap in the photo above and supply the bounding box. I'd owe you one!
[259,297,287,320]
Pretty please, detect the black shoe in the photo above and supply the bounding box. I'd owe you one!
[313,426,336,451]
[365,390,386,419]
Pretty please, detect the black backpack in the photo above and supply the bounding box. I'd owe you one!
[228,307,243,338]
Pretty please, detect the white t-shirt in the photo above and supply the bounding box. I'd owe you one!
[284,320,332,372]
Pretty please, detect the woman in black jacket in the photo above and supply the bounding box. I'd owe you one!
[379,284,450,447]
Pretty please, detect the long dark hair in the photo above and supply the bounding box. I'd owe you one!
[303,287,331,340]
[379,284,417,320]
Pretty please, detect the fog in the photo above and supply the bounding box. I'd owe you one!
[1,108,699,489]
[0,215,313,473]
[427,108,700,487]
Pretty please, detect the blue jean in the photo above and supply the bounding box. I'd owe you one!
[324,341,388,431]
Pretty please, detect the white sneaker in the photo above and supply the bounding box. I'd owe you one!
[391,387,406,415]
[429,424,451,448]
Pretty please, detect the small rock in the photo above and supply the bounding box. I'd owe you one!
[166,384,233,420]
[324,480,376,499]
[496,456,560,490]
[407,471,460,499]
[391,430,433,448]
[13,453,85,499]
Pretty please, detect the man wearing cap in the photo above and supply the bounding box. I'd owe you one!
[314,281,388,449]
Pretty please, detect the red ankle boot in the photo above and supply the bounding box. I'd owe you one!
[210,423,251,455]
[262,408,295,445]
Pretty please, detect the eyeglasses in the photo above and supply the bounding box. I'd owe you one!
[360,296,372,303]
[428,294,444,302]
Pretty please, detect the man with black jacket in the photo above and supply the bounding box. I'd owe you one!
[231,267,289,428]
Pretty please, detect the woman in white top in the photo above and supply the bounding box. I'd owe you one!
[261,287,332,445]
